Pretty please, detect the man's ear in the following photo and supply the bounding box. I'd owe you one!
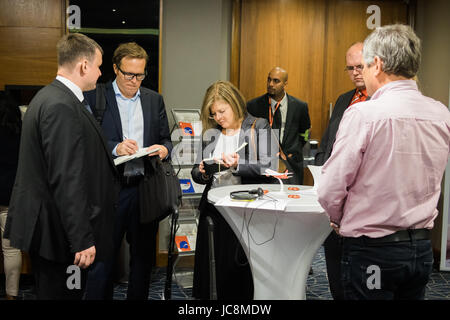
[373,56,383,76]
[113,64,119,76]
[79,58,89,75]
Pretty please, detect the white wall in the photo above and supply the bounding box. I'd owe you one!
[161,0,232,127]
[158,0,232,253]
[416,0,450,106]
[415,0,450,269]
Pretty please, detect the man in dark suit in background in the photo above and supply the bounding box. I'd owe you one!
[315,42,368,165]
[247,67,310,184]
[4,33,120,299]
[314,42,368,300]
[84,42,172,300]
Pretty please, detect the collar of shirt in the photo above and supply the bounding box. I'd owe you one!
[370,79,418,101]
[112,79,141,101]
[56,75,84,102]
[270,92,287,111]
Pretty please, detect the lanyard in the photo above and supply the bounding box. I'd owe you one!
[268,97,281,127]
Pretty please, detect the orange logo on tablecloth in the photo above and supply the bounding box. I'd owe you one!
[288,195,300,199]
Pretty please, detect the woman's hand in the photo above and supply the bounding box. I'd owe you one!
[222,152,239,169]
[199,161,206,174]
[199,161,211,180]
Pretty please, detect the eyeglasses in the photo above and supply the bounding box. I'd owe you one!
[345,65,364,72]
[117,65,146,81]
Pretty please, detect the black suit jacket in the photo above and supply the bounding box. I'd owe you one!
[191,113,277,211]
[314,89,356,165]
[247,93,310,184]
[5,79,120,264]
[86,81,173,177]
[0,126,20,206]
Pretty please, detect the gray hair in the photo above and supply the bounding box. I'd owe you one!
[363,24,421,78]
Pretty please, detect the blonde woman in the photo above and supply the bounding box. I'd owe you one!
[191,81,276,300]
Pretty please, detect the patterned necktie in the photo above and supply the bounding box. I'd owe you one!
[349,90,367,106]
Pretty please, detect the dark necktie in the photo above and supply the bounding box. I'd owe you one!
[124,158,145,178]
[82,99,93,114]
[272,106,282,130]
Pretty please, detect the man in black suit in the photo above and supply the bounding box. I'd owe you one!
[247,67,310,184]
[314,42,368,300]
[315,42,368,165]
[4,33,120,299]
[84,42,172,300]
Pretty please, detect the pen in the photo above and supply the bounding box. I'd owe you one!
[234,142,248,153]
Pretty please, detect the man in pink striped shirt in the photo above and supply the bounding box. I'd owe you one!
[318,24,450,300]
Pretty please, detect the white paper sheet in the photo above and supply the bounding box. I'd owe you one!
[113,147,160,166]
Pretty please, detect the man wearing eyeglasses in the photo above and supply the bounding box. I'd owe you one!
[318,24,449,300]
[83,42,172,300]
[314,42,367,300]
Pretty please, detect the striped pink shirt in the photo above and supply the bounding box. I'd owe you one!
[318,80,450,238]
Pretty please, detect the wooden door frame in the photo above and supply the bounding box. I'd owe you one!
[230,0,241,88]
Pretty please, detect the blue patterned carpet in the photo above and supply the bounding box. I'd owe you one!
[119,246,450,300]
[2,246,449,300]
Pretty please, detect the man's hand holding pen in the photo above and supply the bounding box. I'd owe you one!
[117,137,139,156]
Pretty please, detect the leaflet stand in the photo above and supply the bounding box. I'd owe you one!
[171,108,201,137]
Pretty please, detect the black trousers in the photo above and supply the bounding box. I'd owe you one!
[323,231,345,300]
[30,254,87,300]
[341,236,433,299]
[84,185,158,300]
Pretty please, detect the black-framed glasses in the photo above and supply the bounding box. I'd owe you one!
[117,65,147,81]
[345,65,364,72]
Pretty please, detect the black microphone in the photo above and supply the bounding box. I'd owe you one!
[230,187,264,200]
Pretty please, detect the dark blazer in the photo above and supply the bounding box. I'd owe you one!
[0,126,20,206]
[5,79,120,264]
[191,113,277,210]
[85,81,172,162]
[314,89,355,165]
[247,93,310,184]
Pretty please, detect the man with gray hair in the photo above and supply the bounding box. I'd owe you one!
[315,42,367,300]
[318,24,450,299]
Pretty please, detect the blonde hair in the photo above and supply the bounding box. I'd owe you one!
[200,81,247,131]
[112,42,149,68]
